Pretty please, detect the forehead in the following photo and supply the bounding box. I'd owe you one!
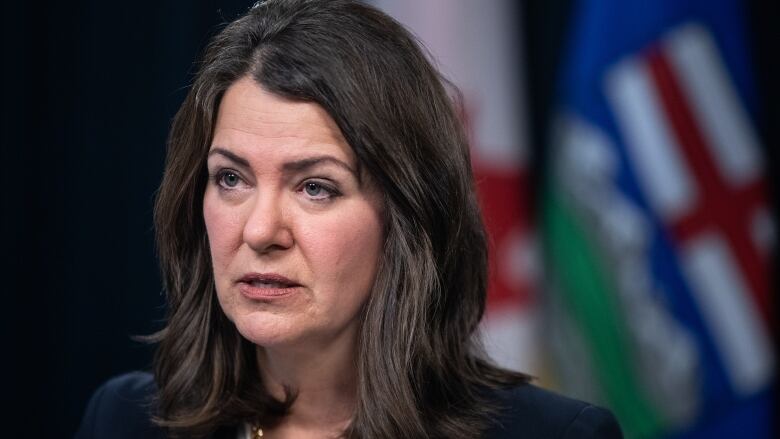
[212,76,352,162]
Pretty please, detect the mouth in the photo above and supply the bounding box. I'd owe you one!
[237,273,302,300]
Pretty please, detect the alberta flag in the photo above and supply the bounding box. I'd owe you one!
[543,0,775,438]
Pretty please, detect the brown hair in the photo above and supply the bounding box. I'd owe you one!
[150,0,528,437]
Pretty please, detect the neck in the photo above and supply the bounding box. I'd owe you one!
[256,332,359,433]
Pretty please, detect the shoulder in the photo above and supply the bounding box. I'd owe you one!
[75,371,166,439]
[484,383,623,439]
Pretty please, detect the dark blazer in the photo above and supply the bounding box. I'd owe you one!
[75,372,623,438]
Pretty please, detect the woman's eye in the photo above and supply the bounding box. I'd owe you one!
[301,181,339,200]
[305,182,323,196]
[222,172,240,187]
[215,170,243,189]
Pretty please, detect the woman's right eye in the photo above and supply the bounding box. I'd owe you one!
[214,170,244,189]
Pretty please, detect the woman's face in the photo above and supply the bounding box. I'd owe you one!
[204,77,384,350]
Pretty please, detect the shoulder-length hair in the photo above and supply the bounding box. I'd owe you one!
[150,0,528,437]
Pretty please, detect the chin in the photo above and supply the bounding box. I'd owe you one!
[232,312,301,348]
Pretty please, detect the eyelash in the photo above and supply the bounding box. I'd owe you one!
[209,169,342,202]
[298,180,341,201]
[211,169,247,191]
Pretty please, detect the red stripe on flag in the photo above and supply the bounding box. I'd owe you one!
[645,47,771,323]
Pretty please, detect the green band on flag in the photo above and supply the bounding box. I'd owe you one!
[543,186,663,438]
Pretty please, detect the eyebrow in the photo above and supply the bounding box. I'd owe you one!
[208,148,250,168]
[208,147,357,177]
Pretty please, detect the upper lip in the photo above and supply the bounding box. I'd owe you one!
[238,272,301,287]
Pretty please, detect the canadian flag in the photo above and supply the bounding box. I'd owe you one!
[372,0,539,374]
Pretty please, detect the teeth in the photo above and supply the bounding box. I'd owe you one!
[250,281,288,288]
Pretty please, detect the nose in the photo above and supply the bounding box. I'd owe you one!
[242,192,294,254]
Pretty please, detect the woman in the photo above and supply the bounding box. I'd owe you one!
[76,0,622,438]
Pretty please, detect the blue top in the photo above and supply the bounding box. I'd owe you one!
[75,371,623,438]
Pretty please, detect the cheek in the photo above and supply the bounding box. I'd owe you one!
[203,191,244,272]
[303,202,384,295]
[203,191,246,322]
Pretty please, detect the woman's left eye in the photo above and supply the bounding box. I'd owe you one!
[301,181,339,200]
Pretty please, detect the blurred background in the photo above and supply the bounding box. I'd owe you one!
[1,0,775,437]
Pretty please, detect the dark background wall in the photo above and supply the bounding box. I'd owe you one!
[0,2,251,436]
[0,1,775,437]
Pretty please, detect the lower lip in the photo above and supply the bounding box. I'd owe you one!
[238,282,300,300]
